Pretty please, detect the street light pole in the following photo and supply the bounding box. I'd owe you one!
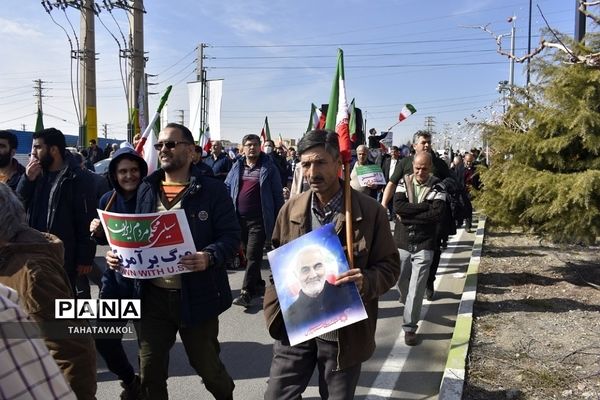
[527,0,532,87]
[508,16,516,90]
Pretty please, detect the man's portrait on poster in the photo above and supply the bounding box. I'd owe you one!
[267,223,367,346]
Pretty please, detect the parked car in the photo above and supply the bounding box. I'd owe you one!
[94,158,111,174]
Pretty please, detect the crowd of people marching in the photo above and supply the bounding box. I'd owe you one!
[0,126,483,399]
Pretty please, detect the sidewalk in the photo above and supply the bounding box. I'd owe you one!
[355,218,483,400]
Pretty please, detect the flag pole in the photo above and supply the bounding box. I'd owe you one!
[343,163,354,266]
[135,85,172,155]
[387,120,401,131]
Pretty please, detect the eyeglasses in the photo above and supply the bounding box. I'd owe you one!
[153,141,192,151]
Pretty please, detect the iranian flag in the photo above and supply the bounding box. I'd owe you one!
[260,116,271,148]
[307,103,320,132]
[199,126,212,152]
[325,49,352,164]
[399,104,417,122]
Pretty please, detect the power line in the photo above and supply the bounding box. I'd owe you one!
[209,48,529,60]
[210,36,535,48]
[210,61,505,70]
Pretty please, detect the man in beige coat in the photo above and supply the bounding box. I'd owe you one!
[0,183,96,400]
[263,130,400,399]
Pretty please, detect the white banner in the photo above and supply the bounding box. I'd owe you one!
[207,79,223,141]
[98,209,197,279]
[187,81,203,142]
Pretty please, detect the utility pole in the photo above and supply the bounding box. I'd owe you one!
[575,0,586,43]
[424,116,436,134]
[102,123,108,138]
[196,43,208,138]
[33,79,46,131]
[79,0,97,146]
[177,109,185,125]
[127,0,146,143]
[21,124,26,131]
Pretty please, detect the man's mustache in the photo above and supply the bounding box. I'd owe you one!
[309,176,324,184]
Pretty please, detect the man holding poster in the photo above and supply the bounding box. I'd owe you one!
[263,129,400,400]
[106,123,240,400]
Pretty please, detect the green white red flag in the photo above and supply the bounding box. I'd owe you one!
[325,49,352,164]
[399,104,417,122]
[307,103,320,132]
[260,116,271,145]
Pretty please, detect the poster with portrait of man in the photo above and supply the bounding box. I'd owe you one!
[267,223,367,346]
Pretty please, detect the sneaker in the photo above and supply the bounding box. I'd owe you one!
[425,288,434,301]
[404,331,418,346]
[120,375,141,400]
[232,291,252,308]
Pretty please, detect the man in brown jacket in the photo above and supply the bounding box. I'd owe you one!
[0,183,97,400]
[263,130,400,399]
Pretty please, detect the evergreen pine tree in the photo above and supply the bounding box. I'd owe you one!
[476,30,600,244]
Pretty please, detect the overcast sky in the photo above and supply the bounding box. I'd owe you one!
[0,1,580,147]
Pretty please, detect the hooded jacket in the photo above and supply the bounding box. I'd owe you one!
[96,147,148,300]
[17,151,97,279]
[0,227,97,400]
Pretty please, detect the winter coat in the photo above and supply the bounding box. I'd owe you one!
[95,147,148,300]
[263,189,400,369]
[0,227,97,400]
[224,153,284,241]
[393,174,446,252]
[135,165,241,326]
[16,152,97,279]
[4,158,25,191]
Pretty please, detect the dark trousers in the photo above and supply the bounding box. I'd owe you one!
[239,215,266,295]
[265,338,361,400]
[139,284,234,400]
[427,246,442,291]
[75,261,105,299]
[95,321,137,384]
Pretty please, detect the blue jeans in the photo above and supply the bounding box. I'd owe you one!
[397,249,433,332]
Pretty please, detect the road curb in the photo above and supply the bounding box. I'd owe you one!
[438,215,486,400]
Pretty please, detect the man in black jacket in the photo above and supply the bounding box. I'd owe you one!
[106,122,240,400]
[382,130,457,300]
[393,152,446,346]
[17,128,96,293]
[0,130,25,191]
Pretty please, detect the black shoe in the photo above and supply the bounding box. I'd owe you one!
[404,331,418,346]
[120,375,141,400]
[425,288,434,301]
[232,291,252,308]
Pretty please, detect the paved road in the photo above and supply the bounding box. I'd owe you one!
[94,224,475,400]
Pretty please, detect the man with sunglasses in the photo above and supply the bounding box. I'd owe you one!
[107,122,240,399]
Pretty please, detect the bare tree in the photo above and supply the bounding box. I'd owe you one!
[468,2,600,68]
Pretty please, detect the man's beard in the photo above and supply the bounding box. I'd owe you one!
[39,153,54,170]
[0,153,11,168]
